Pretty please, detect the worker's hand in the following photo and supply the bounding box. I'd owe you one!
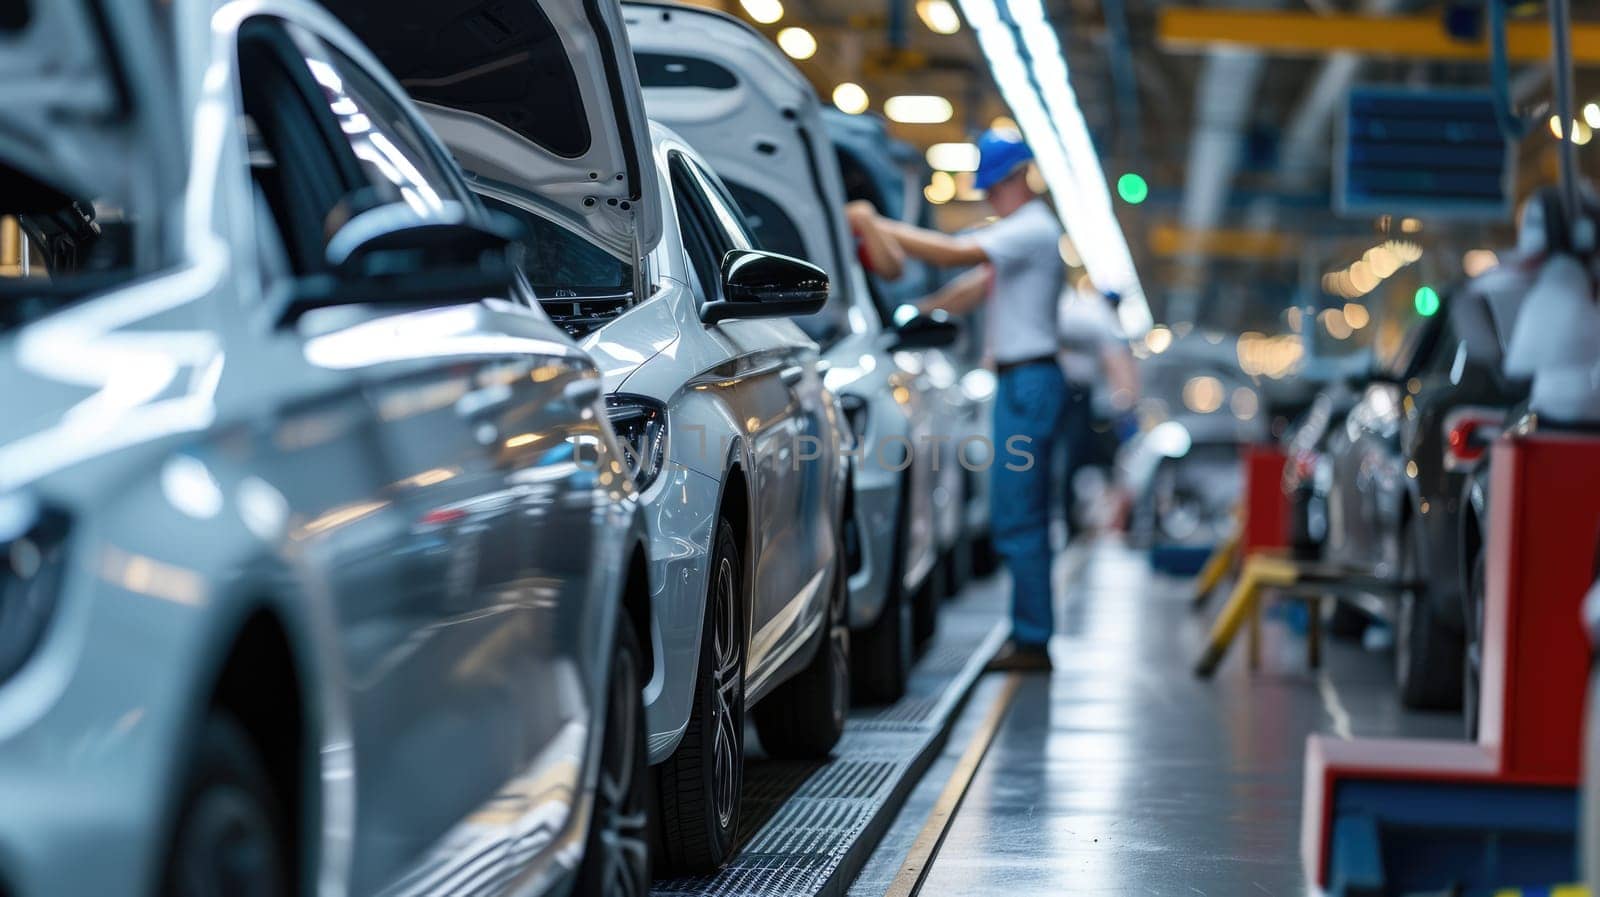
[845,200,878,227]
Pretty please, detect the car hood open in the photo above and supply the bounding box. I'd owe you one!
[0,1,187,226]
[323,0,662,260]
[622,2,857,311]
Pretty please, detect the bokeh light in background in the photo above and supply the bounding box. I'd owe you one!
[1182,375,1224,414]
[832,82,869,115]
[884,95,953,124]
[1116,172,1148,205]
[914,0,962,34]
[740,0,784,24]
[776,26,816,59]
[1414,285,1441,317]
[1463,249,1499,277]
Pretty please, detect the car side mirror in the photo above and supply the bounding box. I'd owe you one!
[703,249,829,324]
[284,201,522,323]
[890,310,960,351]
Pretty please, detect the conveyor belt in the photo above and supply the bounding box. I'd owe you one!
[653,582,1007,897]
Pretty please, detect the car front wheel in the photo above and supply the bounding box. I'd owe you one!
[1395,515,1465,710]
[577,612,651,895]
[162,713,288,897]
[656,519,745,875]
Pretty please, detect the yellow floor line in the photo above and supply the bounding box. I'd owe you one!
[885,672,1025,897]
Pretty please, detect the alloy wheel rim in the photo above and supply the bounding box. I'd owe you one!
[598,646,649,897]
[710,555,741,829]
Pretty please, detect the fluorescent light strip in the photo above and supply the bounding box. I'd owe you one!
[955,0,1151,334]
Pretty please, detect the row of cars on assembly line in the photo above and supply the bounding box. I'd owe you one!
[0,1,990,895]
[1279,196,1593,726]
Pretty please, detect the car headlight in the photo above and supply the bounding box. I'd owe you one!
[839,393,870,444]
[0,501,68,685]
[606,395,668,491]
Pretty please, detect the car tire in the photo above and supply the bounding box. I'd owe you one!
[1395,515,1465,711]
[1463,547,1486,740]
[942,536,970,600]
[852,484,915,705]
[912,554,945,651]
[752,531,850,760]
[162,712,288,897]
[576,612,651,895]
[656,519,745,876]
[971,531,1001,578]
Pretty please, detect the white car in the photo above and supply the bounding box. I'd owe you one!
[3,1,658,894]
[346,6,855,871]
[624,1,961,703]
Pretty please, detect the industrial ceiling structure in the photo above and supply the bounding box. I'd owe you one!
[685,0,1600,361]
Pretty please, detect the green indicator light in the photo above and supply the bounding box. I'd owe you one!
[1116,172,1149,205]
[1414,285,1440,317]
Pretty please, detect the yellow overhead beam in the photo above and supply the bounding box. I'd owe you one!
[1147,224,1299,261]
[1157,9,1600,65]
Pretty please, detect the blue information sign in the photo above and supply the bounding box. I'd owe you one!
[1335,87,1514,220]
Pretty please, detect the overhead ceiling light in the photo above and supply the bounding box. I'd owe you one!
[740,0,784,24]
[925,142,980,171]
[884,95,953,124]
[1586,103,1600,129]
[776,26,816,59]
[832,82,869,115]
[916,0,963,34]
[955,0,1150,335]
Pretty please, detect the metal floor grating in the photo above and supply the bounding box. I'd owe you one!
[654,583,1006,897]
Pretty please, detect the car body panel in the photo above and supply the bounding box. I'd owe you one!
[432,116,847,763]
[0,3,647,895]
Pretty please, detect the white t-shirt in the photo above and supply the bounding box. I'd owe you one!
[1057,292,1123,384]
[972,198,1065,365]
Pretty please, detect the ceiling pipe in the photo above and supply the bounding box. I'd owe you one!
[1167,49,1267,323]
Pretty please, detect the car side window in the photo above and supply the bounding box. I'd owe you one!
[668,152,727,305]
[236,19,358,275]
[314,44,471,213]
[684,159,756,251]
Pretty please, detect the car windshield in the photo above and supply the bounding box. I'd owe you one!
[0,162,149,331]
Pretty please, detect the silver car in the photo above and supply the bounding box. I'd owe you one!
[623,1,960,703]
[0,2,655,895]
[358,11,855,871]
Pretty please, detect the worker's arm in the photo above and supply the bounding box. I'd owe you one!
[1101,342,1140,411]
[876,217,990,268]
[918,265,991,317]
[845,201,906,280]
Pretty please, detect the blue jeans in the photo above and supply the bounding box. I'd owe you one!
[991,360,1067,647]
[1057,382,1094,534]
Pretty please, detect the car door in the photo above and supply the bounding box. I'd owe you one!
[234,17,591,894]
[667,150,830,679]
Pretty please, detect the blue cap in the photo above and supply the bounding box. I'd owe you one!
[973,129,1034,191]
